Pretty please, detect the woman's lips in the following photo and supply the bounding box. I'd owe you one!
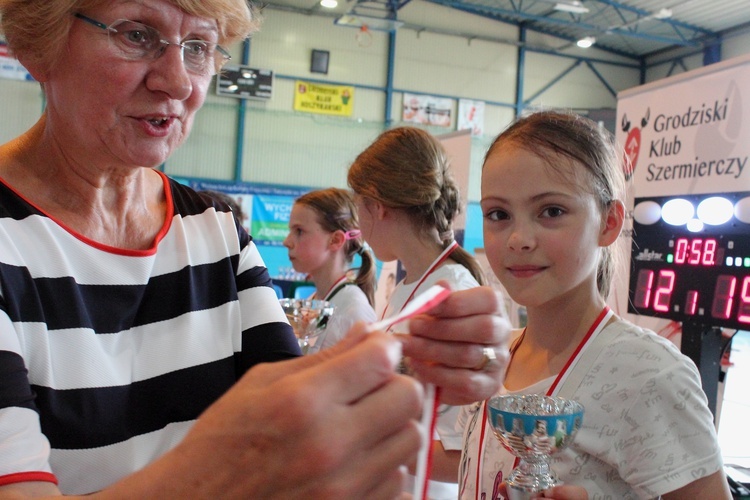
[137,116,177,137]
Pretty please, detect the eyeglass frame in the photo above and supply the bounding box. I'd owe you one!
[73,13,231,75]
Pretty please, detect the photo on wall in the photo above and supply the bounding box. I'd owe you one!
[402,92,453,127]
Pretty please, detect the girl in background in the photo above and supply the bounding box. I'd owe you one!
[283,188,376,353]
[459,110,729,499]
[348,126,486,499]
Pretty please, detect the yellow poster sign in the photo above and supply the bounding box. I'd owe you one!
[294,81,354,117]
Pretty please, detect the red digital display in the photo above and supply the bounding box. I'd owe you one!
[633,269,653,309]
[685,290,698,315]
[674,238,717,266]
[632,270,750,325]
[653,270,675,312]
[628,193,750,330]
[740,279,750,323]
[711,275,737,320]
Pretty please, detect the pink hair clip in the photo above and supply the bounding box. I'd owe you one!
[344,230,361,240]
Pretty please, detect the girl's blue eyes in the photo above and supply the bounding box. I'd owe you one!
[484,210,508,221]
[483,206,566,221]
[541,206,565,218]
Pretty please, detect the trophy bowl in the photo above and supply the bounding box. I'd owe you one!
[279,298,334,354]
[487,394,584,500]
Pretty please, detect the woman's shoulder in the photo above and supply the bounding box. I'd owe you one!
[0,178,37,219]
[163,176,250,248]
[164,176,214,215]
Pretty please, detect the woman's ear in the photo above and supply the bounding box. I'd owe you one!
[599,200,625,247]
[16,52,50,83]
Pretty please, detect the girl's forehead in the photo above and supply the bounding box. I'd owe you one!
[487,143,586,183]
[291,204,319,221]
[482,144,599,200]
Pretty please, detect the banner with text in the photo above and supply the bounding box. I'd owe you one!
[294,81,354,117]
[616,60,748,199]
[612,53,750,332]
[250,193,297,245]
[187,180,308,246]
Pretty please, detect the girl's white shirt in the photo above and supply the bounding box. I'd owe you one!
[457,319,724,500]
[307,283,376,354]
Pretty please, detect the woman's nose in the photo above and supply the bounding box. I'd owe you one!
[146,45,193,100]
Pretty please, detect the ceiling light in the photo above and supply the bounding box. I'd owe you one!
[576,36,596,48]
[554,2,589,14]
[320,0,338,7]
[654,8,672,19]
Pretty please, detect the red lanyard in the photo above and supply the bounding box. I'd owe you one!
[319,274,349,301]
[473,306,612,500]
[379,241,458,499]
[545,306,611,396]
[380,241,459,325]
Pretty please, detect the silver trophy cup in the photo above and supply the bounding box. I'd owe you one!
[279,298,334,354]
[487,394,584,500]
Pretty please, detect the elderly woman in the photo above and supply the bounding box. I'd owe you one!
[0,0,511,497]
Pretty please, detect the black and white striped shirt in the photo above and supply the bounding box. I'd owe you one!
[0,173,300,493]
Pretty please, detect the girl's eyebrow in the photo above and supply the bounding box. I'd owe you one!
[480,191,576,205]
[530,191,577,202]
[479,196,505,205]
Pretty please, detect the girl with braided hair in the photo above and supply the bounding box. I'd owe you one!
[348,126,486,499]
[283,187,377,353]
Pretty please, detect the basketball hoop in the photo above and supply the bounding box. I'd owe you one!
[356,24,372,47]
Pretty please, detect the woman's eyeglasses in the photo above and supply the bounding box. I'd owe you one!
[74,13,230,76]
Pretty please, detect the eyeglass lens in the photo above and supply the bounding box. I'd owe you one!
[109,20,221,74]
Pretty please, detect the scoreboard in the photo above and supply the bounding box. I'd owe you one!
[628,191,750,330]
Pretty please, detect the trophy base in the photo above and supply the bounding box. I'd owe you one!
[506,485,534,500]
[505,473,560,500]
[506,482,559,500]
